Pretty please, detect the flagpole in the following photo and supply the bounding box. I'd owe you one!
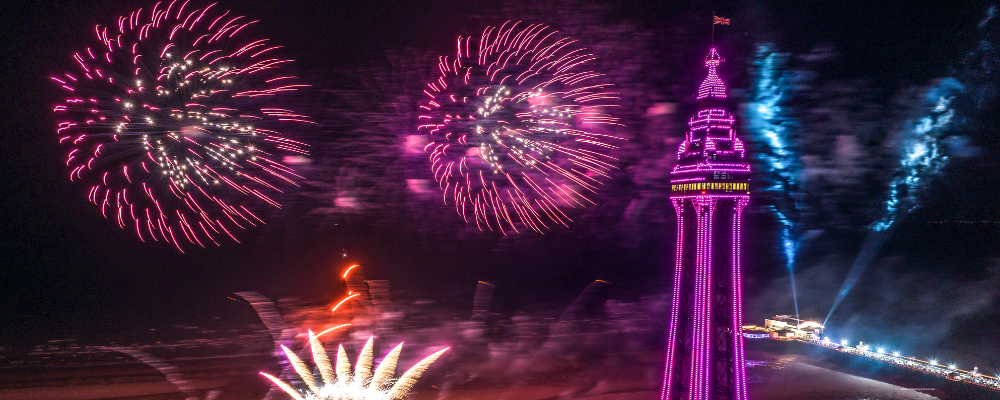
[711,11,715,48]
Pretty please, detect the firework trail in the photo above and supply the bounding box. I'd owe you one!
[102,346,203,400]
[235,291,298,400]
[472,280,496,321]
[51,0,313,252]
[869,81,960,233]
[747,45,803,317]
[261,334,448,400]
[366,280,400,343]
[540,279,612,353]
[419,21,624,234]
[235,266,374,399]
[825,78,961,324]
[826,5,1000,324]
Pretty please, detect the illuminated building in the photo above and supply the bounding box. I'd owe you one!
[661,48,751,400]
[763,315,824,341]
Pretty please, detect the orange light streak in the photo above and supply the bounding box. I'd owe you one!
[331,293,360,312]
[342,264,359,279]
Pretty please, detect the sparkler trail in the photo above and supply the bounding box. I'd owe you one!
[747,45,802,317]
[52,0,313,252]
[419,21,624,234]
[262,334,448,400]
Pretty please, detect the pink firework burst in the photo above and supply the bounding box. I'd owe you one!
[420,21,624,234]
[52,0,313,252]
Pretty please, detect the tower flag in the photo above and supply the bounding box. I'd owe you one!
[711,15,729,47]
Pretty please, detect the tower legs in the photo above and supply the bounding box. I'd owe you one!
[661,200,687,400]
[662,197,748,400]
[730,198,749,400]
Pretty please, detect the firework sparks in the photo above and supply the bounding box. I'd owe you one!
[262,334,448,400]
[748,45,802,316]
[870,79,960,232]
[52,0,313,252]
[419,21,623,234]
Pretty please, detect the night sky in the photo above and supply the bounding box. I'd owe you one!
[2,0,999,370]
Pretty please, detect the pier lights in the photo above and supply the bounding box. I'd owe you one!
[930,360,938,365]
[877,348,885,354]
[893,351,900,357]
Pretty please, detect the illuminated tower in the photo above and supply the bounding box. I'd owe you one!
[661,48,750,400]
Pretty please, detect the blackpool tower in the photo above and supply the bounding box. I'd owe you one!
[660,47,751,400]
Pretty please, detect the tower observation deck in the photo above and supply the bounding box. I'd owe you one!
[661,48,751,400]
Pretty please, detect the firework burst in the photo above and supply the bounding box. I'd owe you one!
[262,334,448,400]
[51,0,313,252]
[419,21,623,234]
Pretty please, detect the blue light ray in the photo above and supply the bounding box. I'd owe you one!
[748,45,801,316]
[827,79,962,325]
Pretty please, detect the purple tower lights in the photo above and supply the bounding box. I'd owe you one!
[661,48,750,400]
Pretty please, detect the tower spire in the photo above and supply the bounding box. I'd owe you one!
[697,48,728,100]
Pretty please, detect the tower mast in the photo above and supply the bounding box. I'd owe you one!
[660,43,751,400]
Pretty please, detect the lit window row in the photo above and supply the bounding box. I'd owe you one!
[672,182,748,192]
